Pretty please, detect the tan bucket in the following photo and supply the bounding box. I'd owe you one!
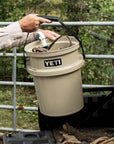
[25,36,84,116]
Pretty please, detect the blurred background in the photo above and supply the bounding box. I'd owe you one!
[0,0,113,130]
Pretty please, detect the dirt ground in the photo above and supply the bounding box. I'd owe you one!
[1,100,114,144]
[1,124,114,144]
[53,123,114,144]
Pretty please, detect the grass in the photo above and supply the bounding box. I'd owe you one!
[0,86,39,130]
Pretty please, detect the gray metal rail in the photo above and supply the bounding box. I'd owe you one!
[0,21,114,26]
[0,21,114,132]
[0,53,114,59]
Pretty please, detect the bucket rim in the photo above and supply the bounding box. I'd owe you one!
[25,41,79,58]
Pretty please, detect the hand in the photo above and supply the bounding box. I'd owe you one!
[19,14,51,32]
[39,29,60,40]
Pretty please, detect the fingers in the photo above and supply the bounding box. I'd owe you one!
[19,14,52,32]
[19,14,59,39]
[33,16,52,31]
[49,31,60,39]
[38,17,51,23]
[46,31,60,40]
[38,30,60,40]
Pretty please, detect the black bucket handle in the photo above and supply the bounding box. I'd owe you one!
[23,15,86,67]
[38,15,86,59]
[47,35,72,50]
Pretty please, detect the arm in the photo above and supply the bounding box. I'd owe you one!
[0,14,59,50]
[0,21,36,50]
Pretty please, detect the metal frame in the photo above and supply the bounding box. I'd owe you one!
[0,22,114,132]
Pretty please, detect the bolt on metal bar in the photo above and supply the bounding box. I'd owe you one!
[0,105,38,111]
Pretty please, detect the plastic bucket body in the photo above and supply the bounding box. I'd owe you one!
[25,36,84,116]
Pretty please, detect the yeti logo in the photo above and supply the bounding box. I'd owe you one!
[44,58,62,67]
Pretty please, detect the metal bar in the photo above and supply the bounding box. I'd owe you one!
[0,81,34,86]
[0,22,13,26]
[0,81,113,90]
[112,59,114,85]
[84,94,106,98]
[0,21,113,132]
[0,105,38,111]
[82,91,114,122]
[83,84,114,92]
[0,127,39,132]
[86,55,114,59]
[88,31,114,43]
[0,53,26,57]
[0,21,114,26]
[12,47,16,131]
[0,53,114,59]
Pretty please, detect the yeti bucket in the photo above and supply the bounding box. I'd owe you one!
[25,36,84,116]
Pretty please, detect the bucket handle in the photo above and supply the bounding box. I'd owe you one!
[47,35,72,50]
[38,15,85,59]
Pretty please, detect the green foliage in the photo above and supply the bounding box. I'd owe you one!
[0,0,113,85]
[0,0,113,130]
[61,0,113,85]
[0,86,38,129]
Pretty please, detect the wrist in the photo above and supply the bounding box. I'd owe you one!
[18,19,24,32]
